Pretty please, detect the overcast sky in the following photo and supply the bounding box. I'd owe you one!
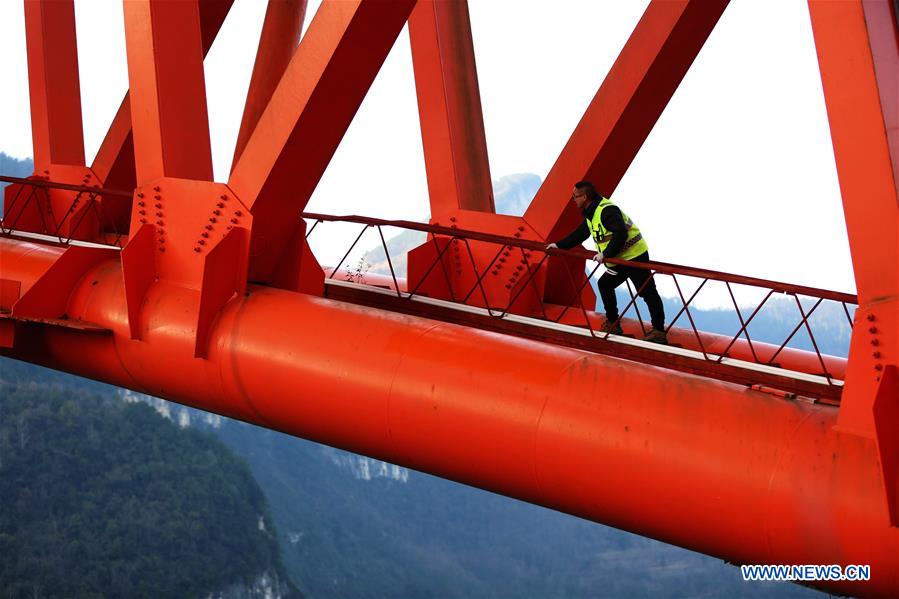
[0,0,855,301]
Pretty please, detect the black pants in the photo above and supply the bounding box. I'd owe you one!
[598,252,665,331]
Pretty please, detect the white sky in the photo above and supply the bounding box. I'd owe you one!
[0,0,855,298]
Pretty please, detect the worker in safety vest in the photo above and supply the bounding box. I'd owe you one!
[546,180,667,344]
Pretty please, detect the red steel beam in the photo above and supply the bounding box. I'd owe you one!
[860,0,899,199]
[523,0,729,242]
[92,0,234,189]
[228,0,416,282]
[1,236,896,598]
[122,0,214,185]
[409,0,494,215]
[808,0,899,438]
[23,0,84,169]
[231,0,306,170]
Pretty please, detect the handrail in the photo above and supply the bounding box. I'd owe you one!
[302,212,857,303]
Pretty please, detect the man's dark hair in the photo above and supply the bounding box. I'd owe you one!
[574,180,602,203]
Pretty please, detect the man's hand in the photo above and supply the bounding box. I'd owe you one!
[545,242,558,251]
[593,251,604,262]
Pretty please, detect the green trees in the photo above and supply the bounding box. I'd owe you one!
[0,381,296,598]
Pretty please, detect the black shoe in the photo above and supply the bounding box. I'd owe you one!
[600,320,623,335]
[643,328,668,345]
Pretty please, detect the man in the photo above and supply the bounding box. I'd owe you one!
[546,181,667,344]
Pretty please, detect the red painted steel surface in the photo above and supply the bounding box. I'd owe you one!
[0,236,896,597]
[409,0,494,214]
[231,0,306,170]
[2,0,898,595]
[523,0,729,243]
[23,0,84,169]
[123,0,214,184]
[228,0,416,284]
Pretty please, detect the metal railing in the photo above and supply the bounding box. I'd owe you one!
[0,175,132,248]
[304,212,856,395]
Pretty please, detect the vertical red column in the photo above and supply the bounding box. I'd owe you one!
[23,0,85,169]
[808,0,899,526]
[409,0,494,216]
[122,0,213,185]
[231,0,306,170]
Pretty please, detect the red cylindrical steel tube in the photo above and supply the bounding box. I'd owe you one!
[1,237,895,597]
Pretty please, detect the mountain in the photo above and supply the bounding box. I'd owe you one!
[361,173,542,278]
[0,375,299,598]
[0,152,33,218]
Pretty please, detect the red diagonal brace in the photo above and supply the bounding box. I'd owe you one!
[123,0,214,185]
[232,0,306,171]
[522,0,729,242]
[229,0,417,283]
[24,0,85,169]
[409,0,494,215]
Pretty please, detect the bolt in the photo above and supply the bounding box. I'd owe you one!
[139,209,146,215]
[514,232,521,238]
[872,339,880,346]
[231,218,239,224]
[137,201,145,207]
[869,326,878,334]
[491,270,498,275]
[499,257,506,263]
[505,284,511,289]
[205,224,213,230]
[450,216,457,222]
[137,193,145,198]
[213,209,221,216]
[873,351,881,359]
[155,211,163,217]
[209,217,217,223]
[158,238,164,244]
[517,226,525,232]
[217,202,225,208]
[874,364,883,371]
[220,194,228,200]
[201,232,209,238]
[226,225,233,230]
[867,314,876,321]
[155,203,162,209]
[503,251,510,257]
[194,247,201,253]
[451,224,458,229]
[156,220,164,226]
[154,194,161,200]
[198,239,206,246]
[234,210,242,217]
[139,218,147,224]
[516,265,523,271]
[153,186,161,192]
[159,248,165,253]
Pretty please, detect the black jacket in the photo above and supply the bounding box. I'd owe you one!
[556,200,629,258]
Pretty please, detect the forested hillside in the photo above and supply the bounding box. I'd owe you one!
[0,378,298,598]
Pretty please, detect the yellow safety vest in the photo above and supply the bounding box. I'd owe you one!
[588,197,649,260]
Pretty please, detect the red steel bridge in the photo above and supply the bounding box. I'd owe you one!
[0,1,897,596]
